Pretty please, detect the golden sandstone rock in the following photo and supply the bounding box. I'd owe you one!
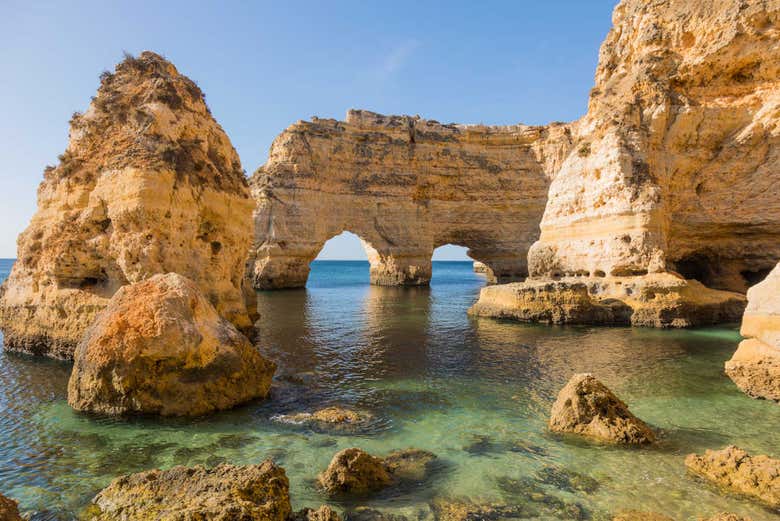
[0,494,22,521]
[249,110,572,288]
[549,373,656,444]
[685,446,780,509]
[0,51,254,359]
[88,460,293,521]
[469,0,780,326]
[726,263,780,401]
[67,273,275,417]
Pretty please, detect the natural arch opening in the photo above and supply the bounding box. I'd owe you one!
[430,244,486,285]
[308,231,377,287]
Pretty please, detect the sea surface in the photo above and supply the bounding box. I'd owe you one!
[0,259,779,520]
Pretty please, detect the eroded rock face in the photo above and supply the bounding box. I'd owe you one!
[250,110,573,289]
[67,273,275,417]
[87,460,292,520]
[0,51,254,359]
[726,264,780,401]
[0,494,22,521]
[471,0,779,326]
[317,448,438,496]
[470,273,746,327]
[685,446,780,509]
[549,373,655,444]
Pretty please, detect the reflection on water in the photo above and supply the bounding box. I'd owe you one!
[0,260,779,519]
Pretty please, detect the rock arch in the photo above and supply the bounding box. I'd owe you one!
[249,110,573,289]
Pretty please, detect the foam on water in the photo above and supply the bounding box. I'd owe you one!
[0,260,778,519]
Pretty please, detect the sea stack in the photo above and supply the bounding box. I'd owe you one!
[0,51,255,359]
[726,263,780,401]
[471,0,779,327]
[67,273,275,417]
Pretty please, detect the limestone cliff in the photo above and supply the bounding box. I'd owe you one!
[0,52,254,359]
[726,263,780,401]
[472,0,780,326]
[249,110,573,288]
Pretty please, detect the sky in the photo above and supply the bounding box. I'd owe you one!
[0,0,617,260]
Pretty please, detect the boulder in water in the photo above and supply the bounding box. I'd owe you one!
[685,446,780,509]
[549,373,655,444]
[67,273,275,416]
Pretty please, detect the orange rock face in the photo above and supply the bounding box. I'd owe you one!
[0,51,254,359]
[67,273,275,417]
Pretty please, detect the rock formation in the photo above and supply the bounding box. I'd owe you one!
[87,460,292,520]
[67,273,275,417]
[0,494,22,521]
[0,51,254,359]
[549,373,655,444]
[471,0,780,326]
[685,446,780,509]
[726,263,780,401]
[249,110,573,289]
[317,447,437,496]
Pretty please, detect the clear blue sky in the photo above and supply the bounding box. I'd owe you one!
[0,0,616,260]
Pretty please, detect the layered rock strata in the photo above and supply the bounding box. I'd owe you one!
[549,373,655,444]
[471,0,780,326]
[250,110,573,288]
[726,263,780,401]
[67,273,275,417]
[0,51,254,359]
[685,446,780,509]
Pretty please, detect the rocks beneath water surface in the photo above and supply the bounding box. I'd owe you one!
[318,448,437,497]
[613,512,675,521]
[685,446,780,509]
[273,406,374,433]
[67,273,276,417]
[549,373,655,444]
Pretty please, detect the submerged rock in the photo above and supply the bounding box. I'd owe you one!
[318,448,393,496]
[291,506,342,521]
[68,273,275,416]
[685,446,780,508]
[726,263,780,402]
[0,494,22,521]
[0,51,254,359]
[429,498,535,521]
[549,373,655,444]
[318,448,438,496]
[274,406,373,432]
[88,460,292,520]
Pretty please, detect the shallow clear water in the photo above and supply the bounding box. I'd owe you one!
[1,259,779,520]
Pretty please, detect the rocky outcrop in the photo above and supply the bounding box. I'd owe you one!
[250,110,573,289]
[471,0,780,326]
[272,406,373,433]
[67,273,275,417]
[726,263,780,401]
[0,51,254,359]
[0,494,22,521]
[549,373,655,444]
[470,273,746,327]
[317,447,437,496]
[685,446,780,509]
[87,460,292,520]
[291,506,342,521]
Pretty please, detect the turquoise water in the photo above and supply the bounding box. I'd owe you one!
[1,259,779,520]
